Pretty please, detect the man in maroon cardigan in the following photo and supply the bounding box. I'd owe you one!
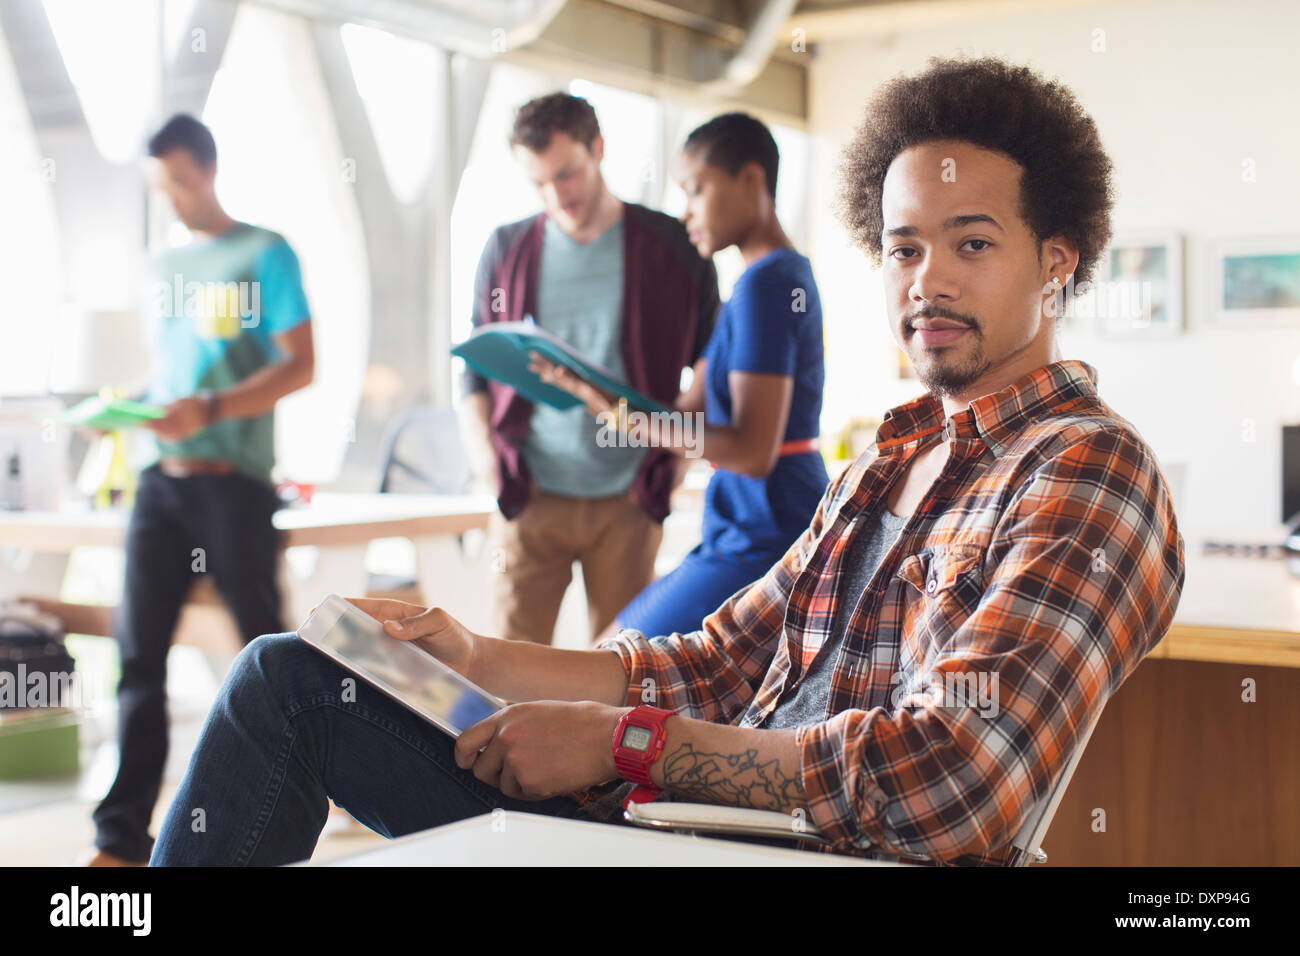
[459,93,720,646]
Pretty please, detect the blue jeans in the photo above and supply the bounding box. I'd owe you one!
[98,464,283,863]
[149,632,634,865]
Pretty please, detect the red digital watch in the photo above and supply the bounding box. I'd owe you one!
[611,705,675,808]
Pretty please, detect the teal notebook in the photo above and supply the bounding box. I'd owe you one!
[58,396,164,430]
[451,319,672,414]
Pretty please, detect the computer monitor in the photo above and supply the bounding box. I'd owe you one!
[1283,424,1300,522]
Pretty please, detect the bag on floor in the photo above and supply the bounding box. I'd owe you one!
[0,602,75,710]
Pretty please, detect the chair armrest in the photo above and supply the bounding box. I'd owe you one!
[624,801,829,846]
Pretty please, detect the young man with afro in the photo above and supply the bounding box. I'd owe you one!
[151,56,1185,867]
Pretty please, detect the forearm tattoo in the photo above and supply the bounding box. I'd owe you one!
[660,743,806,811]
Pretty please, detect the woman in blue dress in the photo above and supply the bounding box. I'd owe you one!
[532,112,828,640]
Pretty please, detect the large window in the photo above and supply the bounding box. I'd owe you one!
[0,13,61,396]
[340,22,439,205]
[200,3,370,484]
[449,62,552,350]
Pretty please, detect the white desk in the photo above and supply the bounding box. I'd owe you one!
[321,810,898,867]
[0,491,499,638]
[0,491,496,551]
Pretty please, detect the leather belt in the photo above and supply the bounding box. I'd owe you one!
[778,437,820,457]
[158,457,236,478]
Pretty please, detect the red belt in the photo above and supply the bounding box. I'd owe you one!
[779,437,819,457]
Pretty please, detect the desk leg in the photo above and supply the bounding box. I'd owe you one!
[280,544,371,627]
[412,533,492,635]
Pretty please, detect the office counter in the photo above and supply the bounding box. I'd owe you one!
[1043,540,1300,865]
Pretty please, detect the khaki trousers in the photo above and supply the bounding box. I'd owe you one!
[487,488,663,645]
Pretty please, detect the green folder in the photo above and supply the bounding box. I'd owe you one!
[58,396,165,430]
[451,319,672,415]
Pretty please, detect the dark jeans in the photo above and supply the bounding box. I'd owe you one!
[149,632,637,865]
[93,463,283,863]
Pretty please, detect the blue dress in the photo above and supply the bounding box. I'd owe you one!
[616,248,829,637]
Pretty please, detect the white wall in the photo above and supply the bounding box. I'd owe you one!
[805,0,1300,532]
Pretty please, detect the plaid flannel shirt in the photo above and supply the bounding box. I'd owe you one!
[601,359,1186,865]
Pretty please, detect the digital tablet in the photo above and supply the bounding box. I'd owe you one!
[297,594,504,737]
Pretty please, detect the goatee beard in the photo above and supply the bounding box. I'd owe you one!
[914,348,992,399]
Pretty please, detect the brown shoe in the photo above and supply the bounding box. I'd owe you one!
[76,848,147,867]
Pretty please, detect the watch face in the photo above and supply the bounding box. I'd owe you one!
[621,725,653,752]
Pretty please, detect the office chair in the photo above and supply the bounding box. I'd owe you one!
[376,406,473,496]
[625,703,1106,866]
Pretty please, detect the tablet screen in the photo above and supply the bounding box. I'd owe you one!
[301,597,502,736]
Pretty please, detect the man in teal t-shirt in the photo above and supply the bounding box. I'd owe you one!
[144,220,311,482]
[85,115,314,867]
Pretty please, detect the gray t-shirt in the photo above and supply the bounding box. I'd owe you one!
[573,502,909,825]
[755,502,910,730]
[521,216,647,497]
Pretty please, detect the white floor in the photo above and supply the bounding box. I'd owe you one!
[0,645,386,866]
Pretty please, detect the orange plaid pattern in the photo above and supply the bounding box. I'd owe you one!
[602,359,1185,864]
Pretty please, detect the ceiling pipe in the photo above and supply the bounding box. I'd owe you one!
[689,0,800,95]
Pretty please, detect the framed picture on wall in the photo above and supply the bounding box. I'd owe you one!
[1211,237,1300,326]
[1086,233,1184,337]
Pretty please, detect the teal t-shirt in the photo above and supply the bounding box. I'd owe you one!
[143,223,310,484]
[521,216,646,497]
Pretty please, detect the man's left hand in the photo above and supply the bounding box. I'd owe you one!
[454,700,630,801]
[145,396,209,441]
[527,352,616,418]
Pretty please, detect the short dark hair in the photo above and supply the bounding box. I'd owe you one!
[148,113,217,167]
[837,55,1115,288]
[682,112,779,199]
[510,92,601,153]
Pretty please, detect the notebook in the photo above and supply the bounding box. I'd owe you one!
[58,396,164,430]
[451,318,672,415]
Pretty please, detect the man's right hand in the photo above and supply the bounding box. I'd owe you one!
[343,598,478,680]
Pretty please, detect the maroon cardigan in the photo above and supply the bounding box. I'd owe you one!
[463,204,720,523]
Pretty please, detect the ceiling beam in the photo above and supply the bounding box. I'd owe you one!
[250,0,810,123]
[245,0,568,57]
[504,0,809,125]
[786,0,1119,42]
